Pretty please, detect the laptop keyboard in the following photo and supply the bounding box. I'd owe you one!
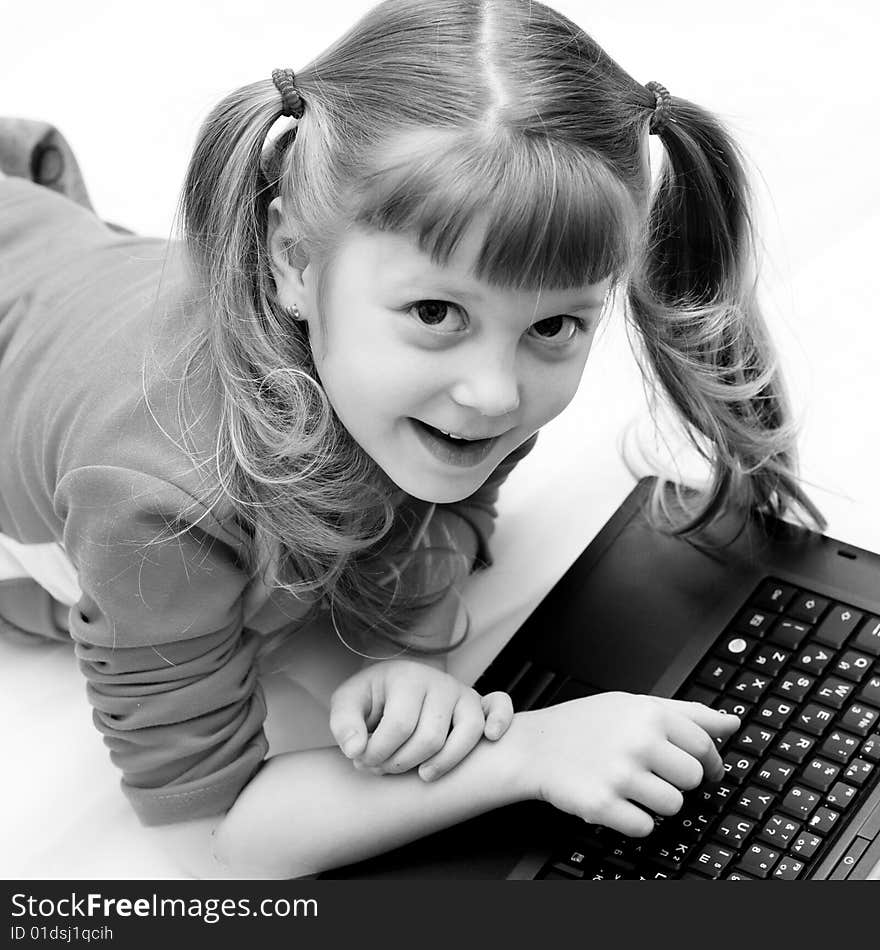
[504,577,880,880]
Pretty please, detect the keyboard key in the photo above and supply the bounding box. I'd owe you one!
[722,750,758,783]
[733,724,776,757]
[752,580,798,613]
[833,651,873,683]
[813,676,856,710]
[772,856,805,880]
[747,644,790,677]
[728,672,772,703]
[794,645,836,676]
[806,806,841,835]
[732,785,776,820]
[713,815,755,847]
[697,781,738,812]
[852,618,880,656]
[814,605,863,649]
[732,608,774,637]
[735,843,781,878]
[756,814,800,848]
[687,843,736,878]
[768,619,811,650]
[859,675,880,707]
[696,658,737,690]
[773,730,816,764]
[860,734,880,763]
[843,757,875,787]
[551,847,592,875]
[787,593,830,625]
[820,729,861,764]
[713,696,752,719]
[794,703,835,736]
[753,757,796,792]
[839,703,879,737]
[801,757,841,792]
[614,844,649,869]
[601,835,648,865]
[824,781,858,809]
[773,671,815,703]
[673,807,713,840]
[790,831,823,859]
[644,836,693,872]
[715,635,758,665]
[780,785,820,820]
[753,697,795,730]
[726,870,757,880]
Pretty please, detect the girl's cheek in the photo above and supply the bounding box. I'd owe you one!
[531,366,582,421]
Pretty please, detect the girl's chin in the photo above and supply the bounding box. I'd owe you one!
[381,465,487,505]
[364,419,504,502]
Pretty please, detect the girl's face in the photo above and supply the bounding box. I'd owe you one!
[290,216,610,504]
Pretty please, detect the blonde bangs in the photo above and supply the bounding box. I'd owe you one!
[350,128,643,290]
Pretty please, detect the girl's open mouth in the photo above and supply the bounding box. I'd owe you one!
[410,419,498,467]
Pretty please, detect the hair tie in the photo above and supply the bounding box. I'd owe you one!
[645,81,672,136]
[272,68,305,119]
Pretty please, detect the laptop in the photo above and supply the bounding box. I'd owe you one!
[319,475,880,880]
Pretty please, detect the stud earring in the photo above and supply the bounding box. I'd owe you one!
[286,304,303,320]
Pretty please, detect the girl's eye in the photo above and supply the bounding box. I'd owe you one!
[528,315,586,344]
[409,300,467,333]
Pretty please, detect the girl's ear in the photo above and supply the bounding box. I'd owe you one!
[267,196,310,308]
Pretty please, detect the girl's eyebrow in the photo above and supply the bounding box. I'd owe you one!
[394,278,606,311]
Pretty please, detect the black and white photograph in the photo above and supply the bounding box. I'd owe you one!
[2,0,879,901]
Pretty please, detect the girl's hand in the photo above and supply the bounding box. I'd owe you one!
[512,692,741,838]
[329,659,514,780]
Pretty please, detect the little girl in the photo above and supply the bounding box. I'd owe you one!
[0,0,825,878]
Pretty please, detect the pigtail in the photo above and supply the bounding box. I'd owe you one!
[182,83,275,290]
[625,91,827,541]
[176,81,405,614]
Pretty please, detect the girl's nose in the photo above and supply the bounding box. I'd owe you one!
[449,353,521,418]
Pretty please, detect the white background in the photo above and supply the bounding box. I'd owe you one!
[1,0,879,878]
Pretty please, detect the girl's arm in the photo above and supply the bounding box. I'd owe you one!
[156,714,532,880]
[156,694,738,880]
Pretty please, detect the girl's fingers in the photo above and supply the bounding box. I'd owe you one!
[328,677,375,759]
[481,691,514,740]
[357,683,426,767]
[662,713,727,782]
[660,698,741,737]
[647,741,706,792]
[377,691,455,774]
[592,799,656,839]
[624,771,685,818]
[417,691,486,781]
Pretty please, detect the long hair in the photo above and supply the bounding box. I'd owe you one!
[175,0,824,654]
[622,96,826,539]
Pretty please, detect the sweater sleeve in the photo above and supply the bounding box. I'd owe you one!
[54,465,268,826]
[436,432,539,571]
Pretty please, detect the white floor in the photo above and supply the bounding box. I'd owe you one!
[2,0,879,878]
